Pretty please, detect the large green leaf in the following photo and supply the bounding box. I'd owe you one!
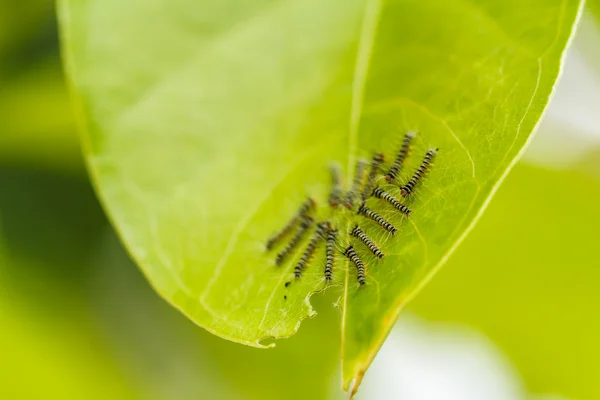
[58,0,583,394]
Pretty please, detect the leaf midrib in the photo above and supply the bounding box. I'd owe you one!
[341,0,383,390]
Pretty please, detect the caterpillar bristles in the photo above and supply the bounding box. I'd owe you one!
[357,203,397,235]
[328,163,343,207]
[372,186,412,216]
[362,153,385,201]
[400,148,438,197]
[344,245,366,286]
[385,132,416,183]
[344,158,367,209]
[266,197,315,250]
[351,225,384,259]
[294,222,327,279]
[324,222,337,282]
[275,215,313,265]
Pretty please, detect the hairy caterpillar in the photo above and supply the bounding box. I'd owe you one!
[400,148,437,197]
[385,132,416,183]
[372,187,412,216]
[294,222,327,279]
[324,223,337,281]
[266,198,315,250]
[357,203,397,235]
[362,153,385,201]
[328,162,343,207]
[344,245,366,285]
[275,215,313,265]
[344,158,367,209]
[351,225,384,259]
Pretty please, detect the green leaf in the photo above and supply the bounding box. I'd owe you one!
[58,0,583,394]
[409,164,600,399]
[0,58,81,173]
[0,229,136,399]
[590,0,600,20]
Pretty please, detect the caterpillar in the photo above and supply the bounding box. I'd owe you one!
[351,225,384,259]
[294,222,327,279]
[266,197,315,250]
[385,132,416,183]
[344,158,367,209]
[361,152,385,201]
[400,148,438,197]
[324,223,337,281]
[344,245,366,285]
[275,215,313,265]
[328,162,343,207]
[372,186,412,216]
[357,203,397,235]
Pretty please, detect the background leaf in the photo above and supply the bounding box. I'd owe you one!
[590,0,600,20]
[0,184,136,399]
[58,0,583,394]
[0,60,81,173]
[409,163,600,399]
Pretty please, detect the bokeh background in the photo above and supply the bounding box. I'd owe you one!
[1,2,599,399]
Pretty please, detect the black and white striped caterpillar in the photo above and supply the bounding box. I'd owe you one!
[275,215,313,265]
[351,225,384,259]
[266,198,315,250]
[385,132,416,183]
[357,203,397,235]
[328,163,343,207]
[344,158,367,209]
[362,152,385,201]
[344,245,366,285]
[294,222,327,278]
[324,223,337,281]
[400,148,437,197]
[372,187,412,216]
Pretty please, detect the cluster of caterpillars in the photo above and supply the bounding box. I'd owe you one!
[265,132,438,288]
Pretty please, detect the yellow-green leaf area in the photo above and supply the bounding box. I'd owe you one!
[58,0,583,394]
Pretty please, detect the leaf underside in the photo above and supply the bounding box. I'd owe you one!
[58,0,583,394]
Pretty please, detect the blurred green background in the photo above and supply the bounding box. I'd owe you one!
[1,1,599,399]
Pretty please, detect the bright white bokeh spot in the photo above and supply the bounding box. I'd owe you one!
[524,14,600,169]
[358,314,570,400]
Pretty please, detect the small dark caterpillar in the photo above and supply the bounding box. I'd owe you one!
[372,187,412,216]
[344,245,366,285]
[361,153,385,201]
[344,158,367,209]
[400,148,438,197]
[351,225,384,259]
[328,163,343,207]
[294,222,327,279]
[357,203,397,235]
[266,198,315,250]
[275,215,313,265]
[324,223,337,281]
[385,132,416,183]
